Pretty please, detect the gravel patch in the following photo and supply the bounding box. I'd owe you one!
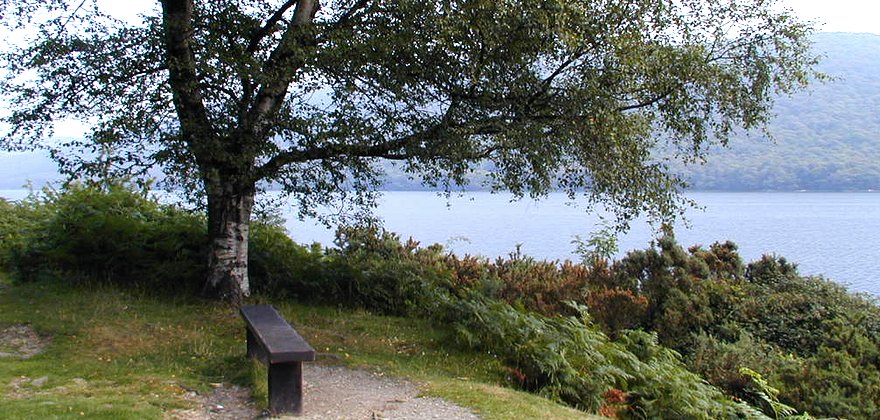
[167,383,260,420]
[0,324,50,359]
[291,365,481,420]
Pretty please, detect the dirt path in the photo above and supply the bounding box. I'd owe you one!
[169,365,482,420]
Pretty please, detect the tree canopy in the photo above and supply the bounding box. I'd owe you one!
[0,0,820,303]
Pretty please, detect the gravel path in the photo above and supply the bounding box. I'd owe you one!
[169,365,482,420]
[295,365,481,420]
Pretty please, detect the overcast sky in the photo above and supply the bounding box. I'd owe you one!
[777,0,879,34]
[100,1,880,34]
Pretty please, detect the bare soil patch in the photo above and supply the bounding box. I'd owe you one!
[0,324,50,359]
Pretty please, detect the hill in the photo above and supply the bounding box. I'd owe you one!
[671,32,880,191]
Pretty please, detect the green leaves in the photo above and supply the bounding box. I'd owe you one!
[2,0,821,228]
[0,182,209,291]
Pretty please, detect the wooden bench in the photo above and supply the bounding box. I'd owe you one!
[240,305,315,415]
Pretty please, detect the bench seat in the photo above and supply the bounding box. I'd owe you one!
[240,304,315,415]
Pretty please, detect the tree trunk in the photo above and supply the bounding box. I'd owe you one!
[204,182,255,306]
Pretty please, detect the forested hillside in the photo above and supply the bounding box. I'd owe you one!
[672,32,880,191]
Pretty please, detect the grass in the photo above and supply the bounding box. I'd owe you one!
[0,273,601,419]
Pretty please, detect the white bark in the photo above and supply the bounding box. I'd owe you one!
[205,186,255,304]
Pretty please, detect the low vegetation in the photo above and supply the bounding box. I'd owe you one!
[0,276,599,419]
[3,184,880,419]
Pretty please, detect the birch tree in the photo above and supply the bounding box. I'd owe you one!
[0,0,819,304]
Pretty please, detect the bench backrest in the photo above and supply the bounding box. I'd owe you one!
[240,305,315,364]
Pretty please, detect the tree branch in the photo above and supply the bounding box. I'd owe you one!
[246,0,299,53]
[58,0,89,35]
[255,127,430,180]
[253,113,514,181]
[246,0,320,138]
[159,0,215,145]
[540,50,586,90]
[616,89,673,112]
[329,0,369,29]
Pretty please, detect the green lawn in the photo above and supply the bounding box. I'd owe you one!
[0,274,600,419]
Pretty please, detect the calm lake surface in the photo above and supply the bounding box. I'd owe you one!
[3,190,878,295]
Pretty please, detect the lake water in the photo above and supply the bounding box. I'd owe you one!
[2,189,878,295]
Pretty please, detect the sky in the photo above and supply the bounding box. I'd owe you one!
[777,0,880,34]
[98,0,880,34]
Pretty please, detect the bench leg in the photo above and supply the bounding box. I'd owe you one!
[246,328,257,358]
[268,361,304,415]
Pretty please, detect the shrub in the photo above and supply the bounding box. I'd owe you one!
[620,238,880,419]
[320,226,450,316]
[688,332,803,416]
[613,236,731,348]
[0,196,44,270]
[247,220,325,299]
[4,183,208,293]
[2,183,334,299]
[490,253,590,315]
[689,241,744,280]
[446,296,766,418]
[738,256,870,355]
[584,288,648,337]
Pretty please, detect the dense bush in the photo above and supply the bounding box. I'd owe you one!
[247,221,325,299]
[280,228,774,417]
[0,197,41,269]
[488,254,590,315]
[253,224,454,315]
[311,227,880,419]
[0,183,319,297]
[446,296,766,419]
[1,184,208,293]
[314,226,450,316]
[584,288,648,337]
[687,332,801,414]
[611,237,880,419]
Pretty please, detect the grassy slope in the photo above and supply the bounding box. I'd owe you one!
[0,274,600,420]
